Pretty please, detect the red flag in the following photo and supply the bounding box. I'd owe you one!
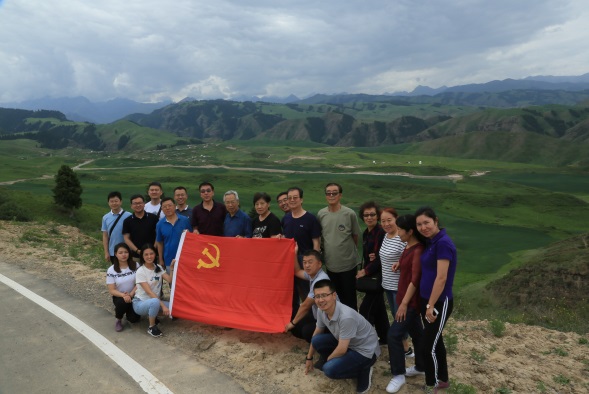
[170,233,295,333]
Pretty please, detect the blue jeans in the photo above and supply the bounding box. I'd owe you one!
[388,306,425,375]
[132,298,168,318]
[384,289,398,316]
[385,289,408,342]
[311,333,375,380]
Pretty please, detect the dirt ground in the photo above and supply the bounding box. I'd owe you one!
[1,221,588,393]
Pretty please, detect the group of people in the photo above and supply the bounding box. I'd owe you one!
[102,180,457,394]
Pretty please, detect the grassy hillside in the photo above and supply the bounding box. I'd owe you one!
[96,120,194,151]
[458,233,589,334]
[401,130,589,167]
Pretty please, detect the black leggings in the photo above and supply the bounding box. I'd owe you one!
[358,289,390,343]
[112,296,140,322]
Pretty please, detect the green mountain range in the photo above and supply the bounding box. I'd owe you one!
[2,92,589,166]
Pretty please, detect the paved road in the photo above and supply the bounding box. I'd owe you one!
[0,262,245,394]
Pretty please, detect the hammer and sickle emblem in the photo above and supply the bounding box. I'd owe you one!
[197,243,220,269]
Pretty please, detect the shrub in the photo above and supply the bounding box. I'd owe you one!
[489,319,506,337]
[0,202,32,222]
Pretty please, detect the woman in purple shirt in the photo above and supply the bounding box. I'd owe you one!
[415,207,457,393]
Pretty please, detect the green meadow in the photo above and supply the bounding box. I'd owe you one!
[1,139,587,329]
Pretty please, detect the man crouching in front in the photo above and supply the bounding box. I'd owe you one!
[304,279,380,394]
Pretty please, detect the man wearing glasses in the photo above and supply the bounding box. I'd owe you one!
[222,190,252,238]
[317,183,361,311]
[284,250,334,343]
[276,191,290,216]
[281,187,322,308]
[305,280,380,394]
[191,182,227,236]
[123,194,159,260]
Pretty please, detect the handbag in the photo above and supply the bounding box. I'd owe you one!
[356,272,381,293]
[356,230,383,293]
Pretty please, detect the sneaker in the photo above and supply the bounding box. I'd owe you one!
[314,357,326,371]
[424,382,450,394]
[115,319,123,332]
[405,346,415,358]
[405,365,425,377]
[436,381,450,390]
[147,325,163,337]
[356,366,373,394]
[386,375,406,393]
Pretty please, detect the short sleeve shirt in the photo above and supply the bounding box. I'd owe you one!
[191,201,227,236]
[316,301,381,359]
[155,215,192,266]
[134,264,164,301]
[420,228,457,300]
[101,210,132,256]
[304,270,334,319]
[106,265,136,293]
[224,210,253,238]
[252,212,282,238]
[317,206,361,272]
[281,212,322,254]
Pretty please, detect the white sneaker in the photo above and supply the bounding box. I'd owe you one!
[386,375,406,393]
[405,365,425,377]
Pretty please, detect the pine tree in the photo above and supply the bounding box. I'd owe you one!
[53,165,83,217]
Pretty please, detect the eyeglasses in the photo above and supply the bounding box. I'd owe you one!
[225,200,237,205]
[278,198,288,204]
[325,191,339,197]
[314,291,334,299]
[131,201,144,205]
[287,196,300,201]
[200,188,212,193]
[363,213,377,218]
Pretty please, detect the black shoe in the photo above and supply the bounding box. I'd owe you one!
[314,357,326,371]
[356,366,373,394]
[147,325,163,337]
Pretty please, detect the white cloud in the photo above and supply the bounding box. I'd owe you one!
[0,0,587,102]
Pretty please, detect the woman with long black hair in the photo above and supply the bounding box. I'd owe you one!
[415,207,457,393]
[132,244,174,337]
[106,243,140,332]
[386,214,426,392]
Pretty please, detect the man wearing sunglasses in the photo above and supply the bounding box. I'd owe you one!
[317,183,361,311]
[191,182,227,236]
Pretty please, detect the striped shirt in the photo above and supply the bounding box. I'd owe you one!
[379,235,406,291]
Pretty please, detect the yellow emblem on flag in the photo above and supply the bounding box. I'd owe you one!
[197,243,220,269]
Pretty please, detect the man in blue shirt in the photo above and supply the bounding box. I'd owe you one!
[101,191,132,264]
[223,190,252,238]
[156,197,192,273]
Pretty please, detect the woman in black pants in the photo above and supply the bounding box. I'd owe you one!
[106,243,140,331]
[415,207,457,393]
[356,201,389,344]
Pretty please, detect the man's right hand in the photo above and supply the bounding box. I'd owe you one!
[304,359,314,375]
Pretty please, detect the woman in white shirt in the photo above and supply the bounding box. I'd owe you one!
[106,243,140,332]
[132,244,174,337]
[379,208,413,358]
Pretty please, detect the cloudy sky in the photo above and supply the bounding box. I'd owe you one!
[1,0,588,103]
